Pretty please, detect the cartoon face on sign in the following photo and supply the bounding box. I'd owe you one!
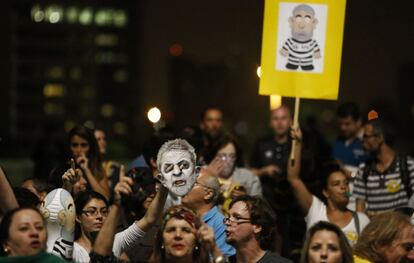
[276,3,328,73]
[40,188,75,260]
[279,4,321,71]
[157,139,199,196]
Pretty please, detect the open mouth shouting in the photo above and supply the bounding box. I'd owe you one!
[173,180,187,187]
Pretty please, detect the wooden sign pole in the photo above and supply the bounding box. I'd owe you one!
[290,97,300,164]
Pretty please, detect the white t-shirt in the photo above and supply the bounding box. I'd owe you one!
[73,222,145,263]
[73,242,90,263]
[305,195,370,246]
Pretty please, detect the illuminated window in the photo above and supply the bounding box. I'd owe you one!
[45,5,63,24]
[43,84,65,97]
[45,66,65,79]
[79,8,93,25]
[101,104,114,118]
[44,103,64,115]
[95,34,119,47]
[95,9,113,26]
[113,10,128,27]
[113,69,128,83]
[66,6,79,24]
[31,5,45,23]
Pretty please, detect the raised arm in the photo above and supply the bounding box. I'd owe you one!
[0,167,18,212]
[136,184,168,231]
[287,127,313,214]
[77,154,110,200]
[92,190,121,256]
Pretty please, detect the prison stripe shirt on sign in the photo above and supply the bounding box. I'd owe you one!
[282,38,320,67]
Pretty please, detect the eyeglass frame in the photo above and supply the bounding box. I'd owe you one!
[223,215,252,225]
[81,207,109,217]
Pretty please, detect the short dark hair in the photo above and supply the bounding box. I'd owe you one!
[336,102,361,121]
[200,107,222,122]
[301,221,353,263]
[142,129,176,167]
[229,195,277,249]
[367,118,395,146]
[22,177,51,194]
[13,187,40,208]
[320,160,346,191]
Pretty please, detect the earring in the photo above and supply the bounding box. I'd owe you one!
[195,245,199,250]
[161,245,164,249]
[4,247,9,254]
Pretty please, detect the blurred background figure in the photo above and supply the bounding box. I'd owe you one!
[207,134,262,215]
[332,102,368,211]
[49,125,110,200]
[94,128,121,191]
[197,107,225,165]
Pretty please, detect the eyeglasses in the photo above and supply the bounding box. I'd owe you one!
[217,154,236,161]
[81,208,109,217]
[194,181,213,190]
[223,215,252,225]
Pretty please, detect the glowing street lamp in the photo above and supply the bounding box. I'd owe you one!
[147,107,161,124]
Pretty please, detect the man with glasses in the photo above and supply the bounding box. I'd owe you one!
[182,169,236,257]
[353,114,414,215]
[225,195,292,263]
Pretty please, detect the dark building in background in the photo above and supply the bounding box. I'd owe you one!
[1,0,141,157]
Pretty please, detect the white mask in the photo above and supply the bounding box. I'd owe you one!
[157,139,199,196]
[40,188,75,261]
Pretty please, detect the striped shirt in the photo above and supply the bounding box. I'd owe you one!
[282,38,320,67]
[353,156,414,213]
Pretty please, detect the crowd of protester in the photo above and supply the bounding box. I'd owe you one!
[1,103,414,263]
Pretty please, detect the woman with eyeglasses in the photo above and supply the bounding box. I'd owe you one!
[73,165,169,263]
[0,207,66,262]
[73,190,110,262]
[353,211,414,263]
[149,205,226,263]
[206,134,262,214]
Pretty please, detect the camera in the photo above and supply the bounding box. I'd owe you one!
[121,167,157,224]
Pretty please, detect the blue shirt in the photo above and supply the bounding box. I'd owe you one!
[203,206,236,257]
[332,137,368,167]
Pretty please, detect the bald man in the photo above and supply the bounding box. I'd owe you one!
[182,169,235,257]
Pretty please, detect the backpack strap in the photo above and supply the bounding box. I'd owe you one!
[399,154,412,198]
[362,159,374,200]
[352,211,361,235]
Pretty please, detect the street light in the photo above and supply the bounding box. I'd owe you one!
[147,107,161,124]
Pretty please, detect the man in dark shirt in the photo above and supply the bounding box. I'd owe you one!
[225,195,292,263]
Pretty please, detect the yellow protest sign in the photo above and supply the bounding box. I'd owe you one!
[259,0,346,100]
